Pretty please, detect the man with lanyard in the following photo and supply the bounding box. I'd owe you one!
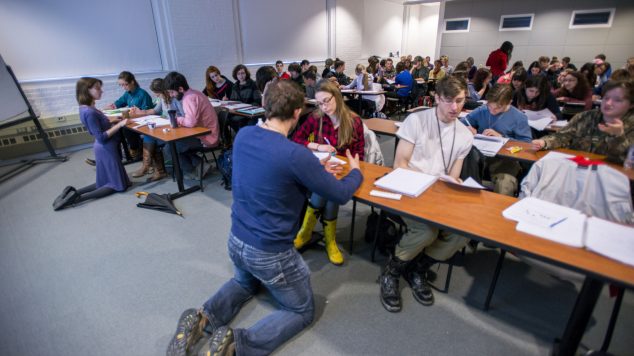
[378,76,474,313]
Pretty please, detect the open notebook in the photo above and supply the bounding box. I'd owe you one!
[374,168,438,197]
[503,197,634,266]
[472,134,509,157]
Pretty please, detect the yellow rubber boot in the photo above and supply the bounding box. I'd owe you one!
[294,206,318,249]
[323,219,344,265]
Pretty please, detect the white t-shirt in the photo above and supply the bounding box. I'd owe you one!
[396,108,473,176]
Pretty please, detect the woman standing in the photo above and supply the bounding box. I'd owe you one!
[486,41,514,81]
[292,81,365,265]
[54,78,130,210]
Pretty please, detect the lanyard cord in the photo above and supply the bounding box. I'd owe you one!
[436,108,456,175]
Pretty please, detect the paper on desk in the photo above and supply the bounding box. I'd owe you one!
[313,152,347,165]
[528,117,554,131]
[374,167,438,197]
[131,115,171,127]
[503,197,586,247]
[524,109,555,121]
[225,103,252,110]
[439,175,485,189]
[585,217,634,266]
[551,120,568,128]
[473,134,508,157]
[209,99,222,107]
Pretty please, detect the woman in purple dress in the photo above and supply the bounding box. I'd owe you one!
[53,77,130,210]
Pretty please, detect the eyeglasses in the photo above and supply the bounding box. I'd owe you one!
[316,95,334,107]
[118,82,130,88]
[437,96,466,105]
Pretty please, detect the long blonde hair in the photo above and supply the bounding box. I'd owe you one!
[355,64,369,90]
[315,81,358,148]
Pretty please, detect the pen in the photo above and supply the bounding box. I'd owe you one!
[323,138,335,156]
[550,217,568,228]
[374,172,388,181]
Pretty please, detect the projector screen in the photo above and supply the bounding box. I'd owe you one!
[239,0,329,64]
[0,0,163,81]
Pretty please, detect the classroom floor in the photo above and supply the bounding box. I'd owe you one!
[0,135,632,356]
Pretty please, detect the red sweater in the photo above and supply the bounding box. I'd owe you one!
[486,49,508,77]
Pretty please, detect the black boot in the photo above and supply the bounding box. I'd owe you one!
[379,255,408,312]
[404,254,435,306]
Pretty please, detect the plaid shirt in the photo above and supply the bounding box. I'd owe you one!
[292,113,365,160]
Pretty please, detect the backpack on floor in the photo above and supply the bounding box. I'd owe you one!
[217,148,233,191]
[364,210,407,256]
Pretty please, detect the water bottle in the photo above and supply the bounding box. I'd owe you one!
[624,145,634,169]
[167,110,178,128]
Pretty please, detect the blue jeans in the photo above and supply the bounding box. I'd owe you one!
[310,193,339,220]
[162,137,201,173]
[202,233,315,356]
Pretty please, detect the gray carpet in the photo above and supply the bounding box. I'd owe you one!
[0,135,632,356]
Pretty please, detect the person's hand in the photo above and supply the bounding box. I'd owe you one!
[316,144,336,153]
[118,119,129,128]
[532,139,546,150]
[466,126,477,135]
[482,128,501,137]
[105,103,116,110]
[598,119,625,137]
[346,149,360,171]
[320,156,344,175]
[128,106,140,115]
[222,95,228,101]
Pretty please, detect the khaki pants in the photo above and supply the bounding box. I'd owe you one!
[487,157,522,197]
[395,217,469,262]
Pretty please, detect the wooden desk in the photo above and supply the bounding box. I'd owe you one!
[127,123,211,199]
[348,161,634,355]
[497,140,634,181]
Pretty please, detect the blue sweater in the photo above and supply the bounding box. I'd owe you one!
[395,70,413,97]
[231,126,363,252]
[114,86,154,110]
[463,105,532,142]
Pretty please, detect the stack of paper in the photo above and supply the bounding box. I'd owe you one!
[586,217,634,267]
[473,134,509,157]
[374,168,438,197]
[225,103,252,110]
[237,107,265,115]
[131,115,171,127]
[503,197,586,247]
[551,120,568,128]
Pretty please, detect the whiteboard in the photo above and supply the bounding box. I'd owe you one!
[239,0,328,64]
[0,0,162,81]
[0,54,30,124]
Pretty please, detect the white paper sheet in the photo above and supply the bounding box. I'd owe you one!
[516,213,587,247]
[439,175,485,189]
[225,103,252,110]
[585,217,634,266]
[524,108,555,121]
[551,120,568,128]
[313,152,347,165]
[472,134,509,157]
[131,115,171,127]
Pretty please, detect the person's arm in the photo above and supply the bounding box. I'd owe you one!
[514,114,534,143]
[468,84,480,101]
[177,95,200,128]
[583,89,593,110]
[290,148,363,205]
[350,118,365,161]
[448,158,465,180]
[114,93,127,108]
[229,84,240,102]
[140,90,154,110]
[85,111,128,144]
[538,111,589,150]
[545,94,563,120]
[393,139,415,170]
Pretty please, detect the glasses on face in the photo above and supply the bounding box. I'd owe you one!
[316,95,334,107]
[437,96,465,106]
[118,82,130,88]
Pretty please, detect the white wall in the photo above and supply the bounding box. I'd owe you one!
[439,0,634,70]
[403,3,441,59]
[3,0,441,123]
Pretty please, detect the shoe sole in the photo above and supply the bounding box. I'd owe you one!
[412,291,434,306]
[380,297,401,313]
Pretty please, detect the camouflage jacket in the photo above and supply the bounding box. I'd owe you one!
[542,109,634,164]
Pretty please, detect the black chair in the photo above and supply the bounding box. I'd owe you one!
[188,110,230,191]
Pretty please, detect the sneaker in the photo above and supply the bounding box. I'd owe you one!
[404,269,434,306]
[166,308,203,356]
[85,158,96,166]
[198,326,235,356]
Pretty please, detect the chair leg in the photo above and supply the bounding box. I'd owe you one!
[600,287,625,352]
[444,263,453,293]
[199,155,204,192]
[211,151,219,169]
[371,210,385,263]
[484,249,507,311]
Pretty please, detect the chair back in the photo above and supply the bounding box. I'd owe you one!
[217,110,232,148]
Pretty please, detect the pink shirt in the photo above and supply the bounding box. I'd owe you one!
[177,89,219,147]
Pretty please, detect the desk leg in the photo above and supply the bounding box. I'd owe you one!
[168,141,201,200]
[553,277,603,356]
[349,200,357,254]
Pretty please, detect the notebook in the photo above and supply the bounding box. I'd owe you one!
[374,168,438,197]
[472,134,509,157]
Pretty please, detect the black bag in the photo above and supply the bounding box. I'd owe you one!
[217,148,233,191]
[364,210,407,256]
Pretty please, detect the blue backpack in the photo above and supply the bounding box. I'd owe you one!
[217,148,232,191]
